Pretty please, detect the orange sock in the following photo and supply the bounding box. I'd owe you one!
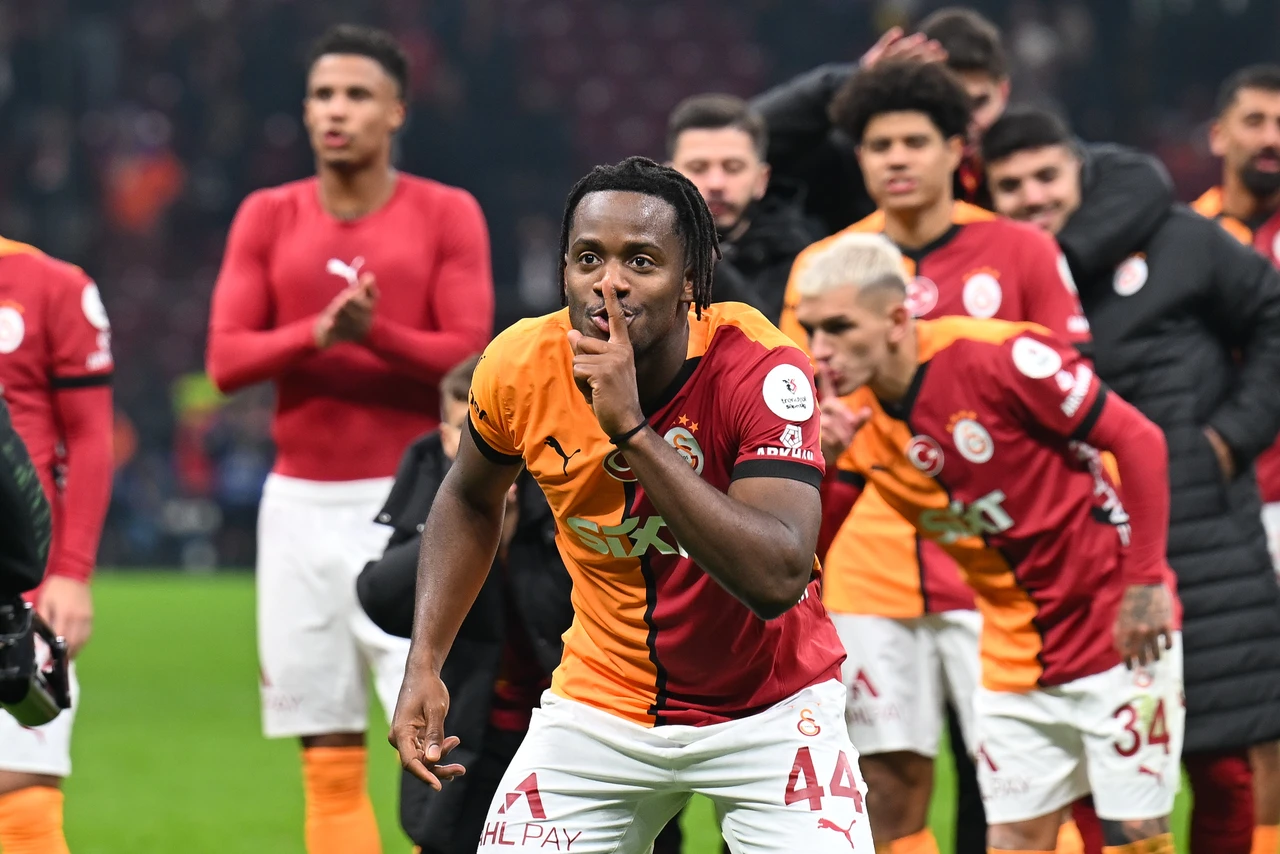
[1101,834,1175,854]
[0,786,70,854]
[302,746,381,854]
[1256,825,1280,854]
[887,828,940,853]
[1057,820,1085,854]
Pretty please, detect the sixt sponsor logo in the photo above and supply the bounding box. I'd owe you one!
[566,515,689,558]
[918,490,1014,544]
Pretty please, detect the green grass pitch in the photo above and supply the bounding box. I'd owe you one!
[58,573,1189,852]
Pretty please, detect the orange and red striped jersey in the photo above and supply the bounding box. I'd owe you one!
[784,203,1091,618]
[468,302,845,726]
[836,317,1177,691]
[0,237,114,588]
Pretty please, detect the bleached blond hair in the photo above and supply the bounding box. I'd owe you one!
[794,232,908,299]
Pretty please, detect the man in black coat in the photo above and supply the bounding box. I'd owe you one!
[753,13,1176,854]
[666,93,821,324]
[356,356,574,854]
[750,7,1171,285]
[983,107,1280,854]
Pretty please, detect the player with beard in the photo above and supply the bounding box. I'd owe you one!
[392,157,872,853]
[206,24,493,854]
[667,94,820,324]
[1191,65,1280,854]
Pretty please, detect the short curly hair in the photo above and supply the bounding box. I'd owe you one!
[830,60,972,145]
[307,24,410,101]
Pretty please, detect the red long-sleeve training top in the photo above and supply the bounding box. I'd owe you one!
[206,174,494,481]
[0,238,114,589]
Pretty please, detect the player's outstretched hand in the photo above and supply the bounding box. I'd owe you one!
[1113,582,1175,669]
[565,280,646,440]
[817,370,871,467]
[36,576,92,659]
[859,26,947,70]
[389,668,466,791]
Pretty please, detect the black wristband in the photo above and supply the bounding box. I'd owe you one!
[609,421,649,446]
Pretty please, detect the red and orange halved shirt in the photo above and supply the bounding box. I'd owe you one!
[782,203,1092,619]
[468,302,845,727]
[837,317,1174,692]
[0,237,114,588]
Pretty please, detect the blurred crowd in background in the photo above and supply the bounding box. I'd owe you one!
[1,0,1276,569]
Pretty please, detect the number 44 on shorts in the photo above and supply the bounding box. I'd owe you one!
[785,747,865,812]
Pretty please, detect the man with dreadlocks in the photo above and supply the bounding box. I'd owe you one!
[391,156,871,852]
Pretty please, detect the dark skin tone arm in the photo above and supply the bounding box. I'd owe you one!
[569,281,820,620]
[389,428,520,789]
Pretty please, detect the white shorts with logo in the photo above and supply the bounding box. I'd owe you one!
[1263,502,1280,576]
[477,679,875,853]
[0,646,79,777]
[257,474,408,738]
[832,610,982,757]
[975,632,1185,824]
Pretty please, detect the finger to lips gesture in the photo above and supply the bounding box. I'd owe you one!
[565,280,646,439]
[817,369,870,467]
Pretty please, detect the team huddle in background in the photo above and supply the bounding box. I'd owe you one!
[2,6,1280,854]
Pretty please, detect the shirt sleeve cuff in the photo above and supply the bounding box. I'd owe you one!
[468,416,521,466]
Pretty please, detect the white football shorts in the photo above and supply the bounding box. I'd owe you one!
[477,679,876,853]
[975,632,1185,825]
[0,641,79,778]
[256,473,408,738]
[832,609,982,758]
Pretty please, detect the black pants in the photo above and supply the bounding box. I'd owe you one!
[408,726,527,854]
[949,701,987,854]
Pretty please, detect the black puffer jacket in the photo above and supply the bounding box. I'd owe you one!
[355,431,572,850]
[0,398,50,597]
[1072,199,1280,753]
[712,184,823,325]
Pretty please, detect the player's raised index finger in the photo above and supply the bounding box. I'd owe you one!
[603,279,629,344]
[816,368,837,401]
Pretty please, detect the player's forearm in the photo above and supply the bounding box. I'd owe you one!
[621,427,815,619]
[1086,395,1171,584]
[205,318,317,392]
[407,482,504,674]
[362,316,489,385]
[49,387,113,582]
